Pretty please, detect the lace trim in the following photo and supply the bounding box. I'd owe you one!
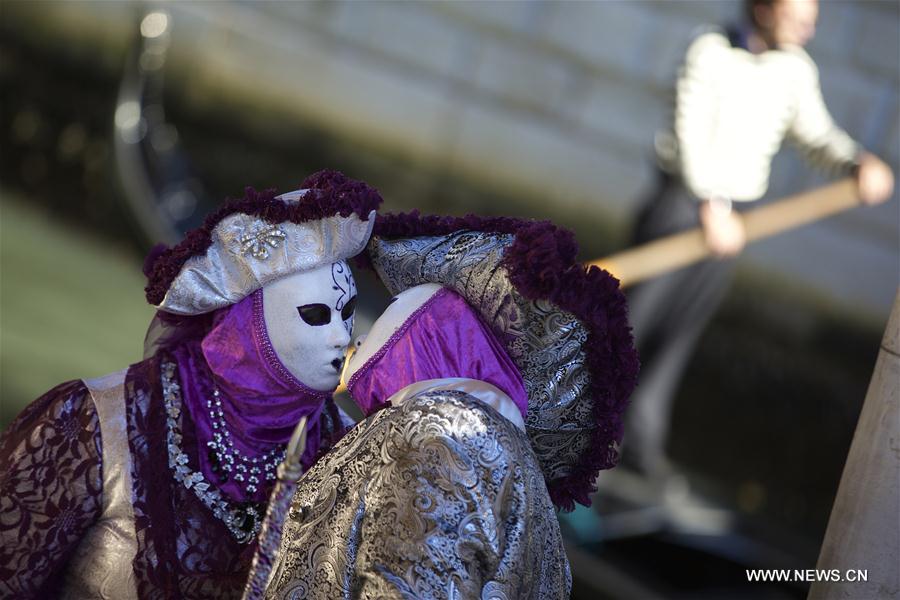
[162,360,263,544]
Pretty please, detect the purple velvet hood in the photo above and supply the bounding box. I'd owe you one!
[169,290,330,503]
[347,287,529,418]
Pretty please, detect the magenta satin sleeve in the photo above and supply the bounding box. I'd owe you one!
[0,379,104,598]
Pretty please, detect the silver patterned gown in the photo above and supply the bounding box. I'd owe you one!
[264,385,571,599]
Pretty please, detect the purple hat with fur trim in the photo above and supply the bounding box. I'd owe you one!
[144,170,382,315]
[359,212,639,511]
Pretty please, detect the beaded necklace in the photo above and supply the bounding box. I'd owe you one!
[205,387,285,495]
[162,360,267,543]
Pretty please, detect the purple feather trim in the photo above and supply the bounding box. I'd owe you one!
[363,211,640,511]
[144,170,383,306]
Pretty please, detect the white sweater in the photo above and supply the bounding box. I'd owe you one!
[656,29,859,202]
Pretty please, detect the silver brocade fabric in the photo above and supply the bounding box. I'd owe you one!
[157,210,375,315]
[62,370,139,600]
[368,232,594,486]
[264,391,571,599]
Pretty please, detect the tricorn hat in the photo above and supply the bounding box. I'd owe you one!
[144,170,382,315]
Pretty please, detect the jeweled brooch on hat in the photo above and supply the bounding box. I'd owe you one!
[144,170,382,315]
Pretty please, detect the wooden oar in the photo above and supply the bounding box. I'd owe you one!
[589,178,860,288]
[334,178,861,395]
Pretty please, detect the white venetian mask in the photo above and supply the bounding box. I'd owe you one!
[263,261,357,391]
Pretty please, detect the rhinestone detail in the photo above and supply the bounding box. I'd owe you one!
[239,224,286,260]
[205,388,285,490]
[162,360,264,544]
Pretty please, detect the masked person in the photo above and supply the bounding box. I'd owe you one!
[257,214,639,599]
[0,171,381,598]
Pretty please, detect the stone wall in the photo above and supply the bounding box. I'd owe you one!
[4,0,898,315]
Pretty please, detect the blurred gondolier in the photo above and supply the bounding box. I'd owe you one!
[624,0,894,481]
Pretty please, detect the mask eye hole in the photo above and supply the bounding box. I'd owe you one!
[341,296,357,322]
[297,303,331,326]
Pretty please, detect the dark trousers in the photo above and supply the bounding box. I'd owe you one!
[622,172,736,477]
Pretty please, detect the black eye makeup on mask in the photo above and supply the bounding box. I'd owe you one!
[297,296,357,326]
[297,304,331,326]
[341,296,357,321]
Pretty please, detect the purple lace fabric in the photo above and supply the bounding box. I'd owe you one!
[347,288,528,417]
[128,355,350,598]
[0,380,103,598]
[125,355,252,597]
[0,358,347,599]
[127,354,348,598]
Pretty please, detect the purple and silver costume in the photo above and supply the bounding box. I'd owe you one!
[260,214,638,599]
[0,171,381,599]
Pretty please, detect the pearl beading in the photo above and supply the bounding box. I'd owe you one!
[205,389,285,494]
[162,360,263,544]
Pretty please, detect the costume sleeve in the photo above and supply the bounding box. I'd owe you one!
[264,393,569,599]
[786,49,860,176]
[674,31,729,200]
[0,380,103,598]
[352,451,504,599]
[351,394,569,599]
